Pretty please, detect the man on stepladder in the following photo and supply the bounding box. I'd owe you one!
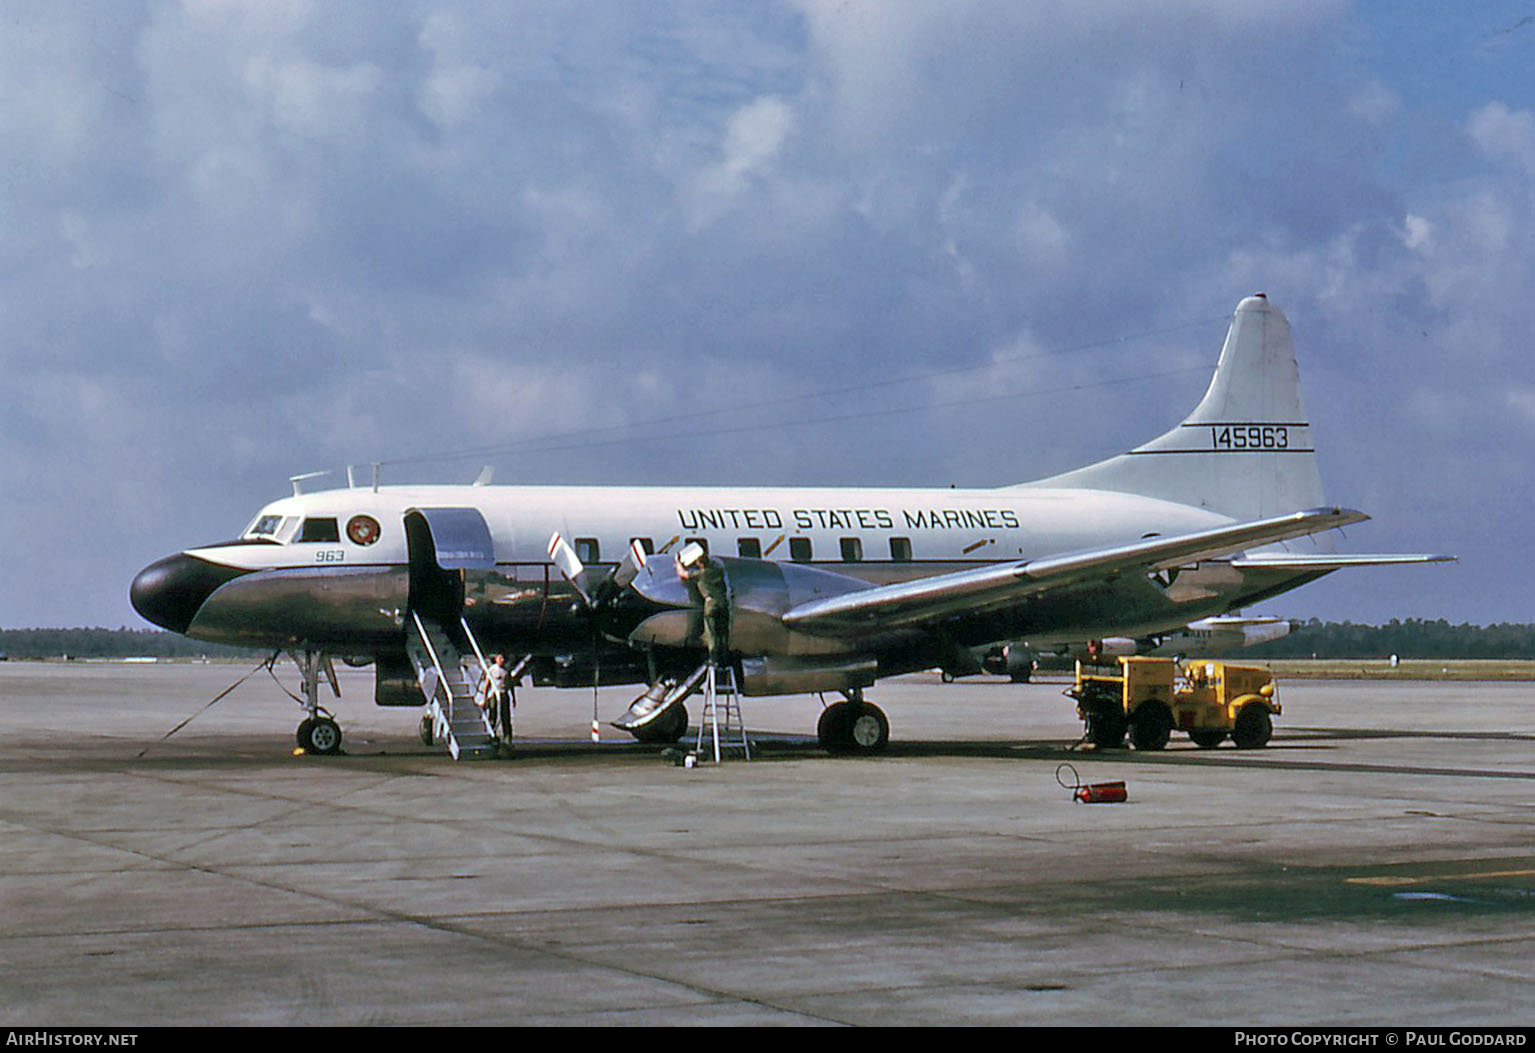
[675,542,748,763]
[675,543,730,665]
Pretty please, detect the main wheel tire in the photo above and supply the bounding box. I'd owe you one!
[818,701,890,755]
[1129,701,1172,751]
[1188,729,1226,749]
[298,716,343,755]
[1085,712,1127,749]
[1231,704,1273,749]
[846,703,889,754]
[419,715,435,746]
[817,702,852,751]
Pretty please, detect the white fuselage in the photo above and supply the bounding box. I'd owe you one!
[208,482,1233,579]
[131,479,1300,684]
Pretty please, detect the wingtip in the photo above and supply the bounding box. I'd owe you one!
[1308,506,1370,526]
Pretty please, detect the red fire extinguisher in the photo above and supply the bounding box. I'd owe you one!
[1056,764,1128,804]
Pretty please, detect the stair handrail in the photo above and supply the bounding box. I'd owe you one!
[410,610,453,724]
[458,614,492,693]
[457,615,500,738]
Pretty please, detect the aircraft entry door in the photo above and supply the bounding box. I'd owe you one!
[404,507,497,621]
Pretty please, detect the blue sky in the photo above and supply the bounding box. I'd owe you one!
[2,1,1531,627]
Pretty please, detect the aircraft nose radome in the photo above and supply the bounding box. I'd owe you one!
[130,554,247,635]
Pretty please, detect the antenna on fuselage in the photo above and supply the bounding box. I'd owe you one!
[289,471,330,497]
[343,463,383,491]
[473,465,495,486]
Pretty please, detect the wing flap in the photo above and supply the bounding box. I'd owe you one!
[781,506,1368,634]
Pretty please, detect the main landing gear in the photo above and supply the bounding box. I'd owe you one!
[289,649,344,755]
[817,689,889,755]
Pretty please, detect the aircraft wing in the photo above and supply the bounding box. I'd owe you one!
[781,506,1368,635]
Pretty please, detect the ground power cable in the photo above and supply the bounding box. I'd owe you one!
[135,652,281,758]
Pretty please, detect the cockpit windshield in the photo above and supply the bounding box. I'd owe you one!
[244,514,300,542]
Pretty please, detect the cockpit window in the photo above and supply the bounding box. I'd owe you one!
[247,515,284,538]
[297,517,341,543]
[245,515,302,543]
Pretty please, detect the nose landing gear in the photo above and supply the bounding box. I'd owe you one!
[289,649,344,755]
[296,715,343,755]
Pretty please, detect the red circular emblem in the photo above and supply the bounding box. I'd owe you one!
[346,515,381,546]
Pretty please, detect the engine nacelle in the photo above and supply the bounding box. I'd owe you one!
[738,655,878,696]
[626,555,875,659]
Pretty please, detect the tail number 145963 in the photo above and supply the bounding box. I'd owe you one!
[1211,425,1288,450]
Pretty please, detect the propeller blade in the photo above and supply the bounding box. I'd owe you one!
[613,538,649,590]
[549,532,653,608]
[548,532,584,580]
[547,532,592,605]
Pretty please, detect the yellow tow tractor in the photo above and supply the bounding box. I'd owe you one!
[1068,656,1280,750]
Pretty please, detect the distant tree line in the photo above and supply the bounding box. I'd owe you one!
[1245,619,1535,660]
[3,620,1534,661]
[0,628,263,659]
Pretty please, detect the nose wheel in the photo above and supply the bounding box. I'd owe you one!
[296,715,343,755]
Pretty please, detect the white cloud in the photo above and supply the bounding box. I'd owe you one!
[1507,387,1535,423]
[1348,80,1399,127]
[1401,214,1432,251]
[722,96,796,178]
[243,54,383,140]
[687,95,797,228]
[1468,102,1535,174]
[416,11,500,129]
[1014,203,1070,259]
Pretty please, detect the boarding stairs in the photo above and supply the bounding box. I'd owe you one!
[690,663,750,764]
[407,612,499,761]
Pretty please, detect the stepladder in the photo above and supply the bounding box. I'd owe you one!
[690,663,749,764]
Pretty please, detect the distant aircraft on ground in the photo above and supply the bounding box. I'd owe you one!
[955,615,1296,682]
[131,295,1450,757]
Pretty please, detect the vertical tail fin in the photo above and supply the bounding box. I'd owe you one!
[1021,295,1327,522]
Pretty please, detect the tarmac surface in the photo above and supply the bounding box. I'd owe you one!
[0,661,1531,1026]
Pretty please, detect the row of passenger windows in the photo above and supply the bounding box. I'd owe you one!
[573,536,915,564]
[245,517,919,562]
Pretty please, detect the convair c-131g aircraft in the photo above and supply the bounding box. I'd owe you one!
[131,295,1450,758]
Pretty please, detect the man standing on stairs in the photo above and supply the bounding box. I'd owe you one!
[483,653,513,743]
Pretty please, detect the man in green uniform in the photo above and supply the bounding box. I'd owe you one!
[676,543,730,664]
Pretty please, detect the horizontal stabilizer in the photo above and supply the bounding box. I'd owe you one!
[1231,553,1455,570]
[783,506,1367,634]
